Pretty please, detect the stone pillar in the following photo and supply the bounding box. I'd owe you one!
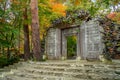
[55,29,61,59]
[76,28,81,60]
[62,33,67,58]
[45,28,57,59]
[80,24,85,59]
[80,20,103,59]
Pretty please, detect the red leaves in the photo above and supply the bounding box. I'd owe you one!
[107,12,116,19]
[107,12,120,24]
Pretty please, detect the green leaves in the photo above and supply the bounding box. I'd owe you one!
[0,0,22,52]
[67,36,77,58]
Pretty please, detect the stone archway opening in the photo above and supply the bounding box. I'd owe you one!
[67,35,77,59]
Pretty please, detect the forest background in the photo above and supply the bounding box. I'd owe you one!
[0,0,120,67]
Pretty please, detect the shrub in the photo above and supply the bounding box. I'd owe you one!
[0,55,20,68]
[0,55,8,68]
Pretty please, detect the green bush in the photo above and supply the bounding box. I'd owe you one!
[0,56,8,68]
[7,56,20,65]
[0,55,20,68]
[67,36,77,58]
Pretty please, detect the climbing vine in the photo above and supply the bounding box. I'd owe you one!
[52,9,91,28]
[98,17,120,59]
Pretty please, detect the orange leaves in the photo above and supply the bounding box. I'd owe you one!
[75,0,81,5]
[107,12,120,24]
[107,12,116,19]
[0,0,3,2]
[51,3,66,16]
[49,0,67,16]
[10,0,20,5]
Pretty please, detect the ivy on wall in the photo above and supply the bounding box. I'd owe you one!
[52,9,91,28]
[98,17,120,59]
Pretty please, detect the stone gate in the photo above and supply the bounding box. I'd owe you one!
[45,19,103,60]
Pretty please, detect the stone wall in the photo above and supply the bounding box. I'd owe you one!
[45,19,104,60]
[45,28,61,59]
[80,20,103,59]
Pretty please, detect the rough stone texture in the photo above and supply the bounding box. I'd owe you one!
[45,28,61,59]
[45,19,103,59]
[0,60,120,80]
[81,20,103,59]
[62,27,80,58]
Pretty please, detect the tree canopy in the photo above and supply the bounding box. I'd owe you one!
[0,0,120,63]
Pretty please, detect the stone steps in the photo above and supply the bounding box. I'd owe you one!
[27,61,120,69]
[1,60,120,80]
[7,72,82,80]
[19,61,117,74]
[16,65,115,75]
[11,68,119,80]
[6,70,116,80]
[4,74,87,80]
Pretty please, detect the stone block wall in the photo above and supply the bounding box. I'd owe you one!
[45,28,61,59]
[45,19,104,60]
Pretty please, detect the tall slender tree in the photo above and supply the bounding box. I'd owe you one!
[23,8,30,60]
[30,0,42,60]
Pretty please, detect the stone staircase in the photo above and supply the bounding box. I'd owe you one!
[0,60,120,80]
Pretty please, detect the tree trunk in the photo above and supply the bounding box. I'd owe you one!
[23,8,30,60]
[30,0,42,60]
[7,47,10,59]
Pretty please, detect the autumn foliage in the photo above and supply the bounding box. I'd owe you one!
[49,0,67,16]
[107,12,120,24]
